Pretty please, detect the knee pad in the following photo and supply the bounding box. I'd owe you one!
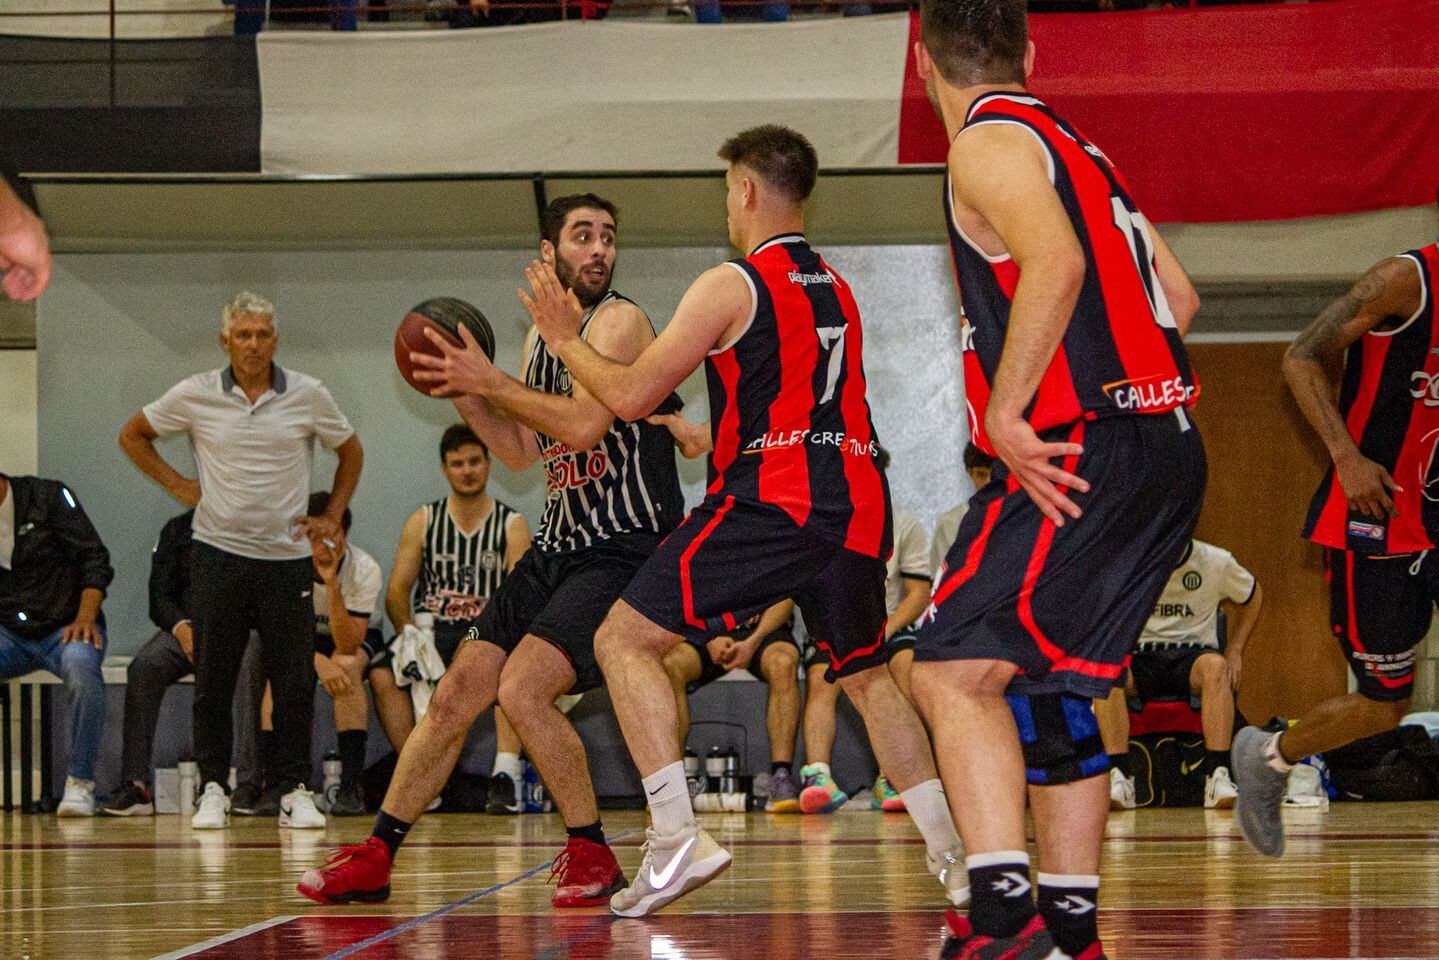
[1006,692,1110,786]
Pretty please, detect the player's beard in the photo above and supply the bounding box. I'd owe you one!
[556,256,612,309]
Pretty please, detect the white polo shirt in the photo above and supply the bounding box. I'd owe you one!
[1138,539,1257,651]
[886,508,932,616]
[143,365,354,561]
[314,544,384,638]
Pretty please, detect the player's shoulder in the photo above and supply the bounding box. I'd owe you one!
[584,292,652,340]
[1189,539,1237,569]
[347,543,381,575]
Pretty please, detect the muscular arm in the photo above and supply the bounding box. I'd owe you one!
[324,576,368,657]
[325,435,364,526]
[385,508,425,633]
[530,265,747,423]
[1221,581,1262,692]
[1282,257,1423,518]
[1149,228,1200,338]
[488,303,654,448]
[451,393,540,471]
[118,412,200,507]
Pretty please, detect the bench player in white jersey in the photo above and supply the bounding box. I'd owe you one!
[298,194,684,909]
[1096,539,1262,810]
[379,423,530,812]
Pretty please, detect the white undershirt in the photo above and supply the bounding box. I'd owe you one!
[0,483,14,571]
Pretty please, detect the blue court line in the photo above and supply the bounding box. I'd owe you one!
[321,829,639,960]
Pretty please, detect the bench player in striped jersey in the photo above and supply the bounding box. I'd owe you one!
[1233,230,1439,858]
[915,3,1205,957]
[522,125,964,918]
[377,424,529,812]
[299,194,684,909]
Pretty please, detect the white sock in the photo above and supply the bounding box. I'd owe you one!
[1265,733,1296,774]
[901,778,962,858]
[491,752,522,781]
[643,761,695,836]
[807,762,832,778]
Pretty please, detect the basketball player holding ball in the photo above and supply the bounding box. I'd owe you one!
[298,194,685,909]
[914,2,1204,957]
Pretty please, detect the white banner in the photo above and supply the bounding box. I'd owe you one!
[258,16,909,175]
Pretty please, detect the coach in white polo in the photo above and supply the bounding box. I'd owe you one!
[119,292,364,830]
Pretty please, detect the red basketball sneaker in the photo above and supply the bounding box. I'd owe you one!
[939,910,1065,960]
[549,838,627,908]
[296,837,393,905]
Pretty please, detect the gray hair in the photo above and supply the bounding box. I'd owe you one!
[222,291,276,334]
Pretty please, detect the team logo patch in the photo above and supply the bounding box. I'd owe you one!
[1347,520,1387,541]
[1182,571,1203,591]
[556,368,573,395]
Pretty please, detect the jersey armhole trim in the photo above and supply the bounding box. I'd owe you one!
[946,121,1055,267]
[1366,254,1427,338]
[710,261,758,356]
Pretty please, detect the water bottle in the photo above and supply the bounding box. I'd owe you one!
[719,749,739,796]
[683,750,704,799]
[521,759,552,813]
[178,759,198,815]
[322,751,342,812]
[705,746,724,794]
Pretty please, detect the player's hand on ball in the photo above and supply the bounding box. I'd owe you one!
[984,411,1089,527]
[411,322,504,398]
[647,412,713,460]
[519,260,584,349]
[1335,449,1400,520]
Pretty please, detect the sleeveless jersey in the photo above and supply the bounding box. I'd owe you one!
[523,290,684,554]
[707,234,891,559]
[416,495,516,627]
[945,92,1199,453]
[1305,244,1439,554]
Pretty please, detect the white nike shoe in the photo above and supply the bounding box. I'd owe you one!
[609,824,731,917]
[927,844,969,907]
[191,781,230,829]
[1109,767,1137,810]
[1205,765,1239,809]
[56,776,96,817]
[279,785,327,829]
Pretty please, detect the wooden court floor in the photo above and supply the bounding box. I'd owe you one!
[4,802,1439,959]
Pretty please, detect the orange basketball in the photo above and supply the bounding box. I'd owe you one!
[394,297,496,396]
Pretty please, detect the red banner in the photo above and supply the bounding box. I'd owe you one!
[900,0,1439,223]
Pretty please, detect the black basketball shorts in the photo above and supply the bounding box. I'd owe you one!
[1129,645,1211,702]
[468,534,659,694]
[1327,547,1439,702]
[917,411,1207,700]
[623,494,889,682]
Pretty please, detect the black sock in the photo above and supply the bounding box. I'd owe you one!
[338,730,367,786]
[566,821,606,846]
[771,762,791,778]
[372,809,412,859]
[966,853,1037,939]
[1111,751,1132,779]
[259,730,278,789]
[1206,749,1230,774]
[1037,873,1100,956]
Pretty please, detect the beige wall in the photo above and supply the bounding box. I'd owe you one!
[0,350,37,475]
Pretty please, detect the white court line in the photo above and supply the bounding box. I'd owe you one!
[151,915,297,960]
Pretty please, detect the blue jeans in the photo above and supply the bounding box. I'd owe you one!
[0,624,107,782]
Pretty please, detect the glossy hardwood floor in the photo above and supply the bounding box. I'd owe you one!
[4,802,1438,959]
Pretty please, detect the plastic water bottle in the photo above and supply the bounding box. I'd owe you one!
[705,746,725,794]
[322,751,342,812]
[178,759,198,815]
[683,750,704,799]
[521,759,552,813]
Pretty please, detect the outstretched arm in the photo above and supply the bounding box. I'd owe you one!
[521,261,747,422]
[1282,256,1423,520]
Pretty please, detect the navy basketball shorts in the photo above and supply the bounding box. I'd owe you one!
[1326,548,1439,702]
[917,411,1207,700]
[468,533,659,694]
[623,494,889,682]
[1129,645,1210,701]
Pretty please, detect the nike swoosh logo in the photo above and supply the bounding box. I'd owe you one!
[648,836,696,889]
[648,784,666,796]
[1181,760,1203,776]
[281,804,294,817]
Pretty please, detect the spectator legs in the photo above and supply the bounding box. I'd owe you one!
[119,630,192,787]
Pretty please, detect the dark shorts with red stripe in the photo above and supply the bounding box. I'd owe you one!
[623,494,889,682]
[916,411,1207,700]
[1326,548,1439,702]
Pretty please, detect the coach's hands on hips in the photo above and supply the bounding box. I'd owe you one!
[1335,448,1400,520]
[518,260,584,350]
[984,411,1090,527]
[411,323,506,398]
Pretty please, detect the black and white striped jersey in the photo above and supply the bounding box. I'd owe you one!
[415,496,517,628]
[523,290,684,554]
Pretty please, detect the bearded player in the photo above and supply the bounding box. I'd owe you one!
[914,2,1205,957]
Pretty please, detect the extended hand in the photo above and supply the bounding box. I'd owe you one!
[316,656,351,698]
[410,322,505,399]
[0,199,51,301]
[1335,450,1400,520]
[984,412,1090,526]
[647,412,712,460]
[61,619,103,648]
[518,260,585,349]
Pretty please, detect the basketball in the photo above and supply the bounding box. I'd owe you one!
[394,297,497,395]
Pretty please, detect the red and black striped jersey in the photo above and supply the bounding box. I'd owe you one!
[1305,244,1439,554]
[705,234,892,559]
[944,92,1199,453]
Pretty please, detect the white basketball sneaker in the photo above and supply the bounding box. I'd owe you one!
[1205,765,1239,809]
[609,824,731,917]
[1109,767,1137,810]
[279,785,327,829]
[191,782,230,830]
[56,776,96,817]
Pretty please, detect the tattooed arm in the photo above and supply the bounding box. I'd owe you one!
[1282,256,1424,520]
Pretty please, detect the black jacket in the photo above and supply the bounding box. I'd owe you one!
[0,475,114,640]
[149,511,194,635]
